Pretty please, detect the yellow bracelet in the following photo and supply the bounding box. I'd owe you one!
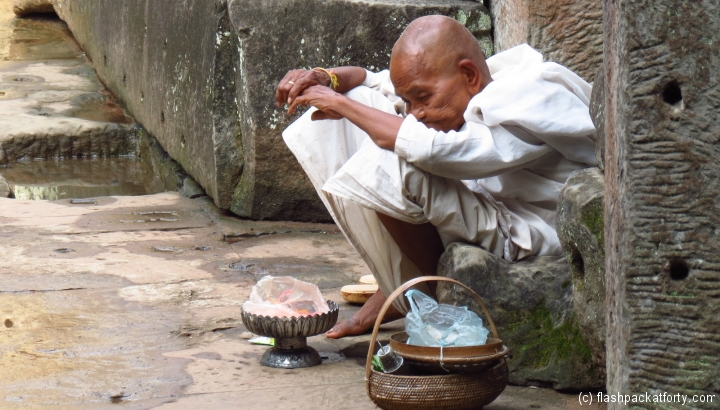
[313,67,339,90]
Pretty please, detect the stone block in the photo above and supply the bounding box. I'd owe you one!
[51,0,247,215]
[437,242,604,391]
[0,175,11,197]
[180,176,206,199]
[556,167,606,372]
[589,65,605,171]
[227,0,492,220]
[0,15,138,164]
[605,0,720,404]
[488,0,602,81]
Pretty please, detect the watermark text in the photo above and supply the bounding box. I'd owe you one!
[578,392,716,406]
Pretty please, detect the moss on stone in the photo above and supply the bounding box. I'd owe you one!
[580,199,604,247]
[453,9,494,57]
[503,302,593,369]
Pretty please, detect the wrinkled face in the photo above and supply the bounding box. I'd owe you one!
[390,55,474,133]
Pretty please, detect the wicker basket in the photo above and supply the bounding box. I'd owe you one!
[365,276,509,410]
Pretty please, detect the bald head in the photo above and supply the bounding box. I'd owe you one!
[391,15,490,79]
[388,15,492,133]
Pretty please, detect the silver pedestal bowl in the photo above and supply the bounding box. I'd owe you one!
[241,301,339,369]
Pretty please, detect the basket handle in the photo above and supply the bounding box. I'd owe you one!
[364,275,500,380]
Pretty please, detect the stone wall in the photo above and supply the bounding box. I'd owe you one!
[605,0,720,406]
[50,0,492,222]
[51,0,246,215]
[487,0,603,81]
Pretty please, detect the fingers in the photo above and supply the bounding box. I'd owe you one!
[276,69,334,108]
[286,93,307,115]
[286,75,315,106]
[275,70,304,107]
[288,84,320,115]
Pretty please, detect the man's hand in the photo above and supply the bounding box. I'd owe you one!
[288,85,344,118]
[275,67,401,150]
[276,66,368,111]
[275,69,331,108]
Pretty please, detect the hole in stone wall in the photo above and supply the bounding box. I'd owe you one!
[662,81,683,106]
[570,248,585,278]
[180,134,186,148]
[122,73,126,85]
[160,112,165,123]
[669,258,689,280]
[103,54,107,66]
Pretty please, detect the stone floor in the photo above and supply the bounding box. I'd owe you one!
[0,192,606,409]
[0,0,136,165]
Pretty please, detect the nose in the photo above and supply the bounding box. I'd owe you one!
[410,104,425,120]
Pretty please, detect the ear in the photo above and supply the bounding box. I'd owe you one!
[457,59,484,94]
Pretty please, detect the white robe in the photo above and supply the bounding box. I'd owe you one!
[282,44,596,312]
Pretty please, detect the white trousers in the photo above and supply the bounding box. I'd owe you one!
[283,87,544,312]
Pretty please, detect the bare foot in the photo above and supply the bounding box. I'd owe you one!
[325,317,372,338]
[326,290,403,339]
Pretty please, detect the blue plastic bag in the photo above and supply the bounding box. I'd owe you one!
[405,289,489,347]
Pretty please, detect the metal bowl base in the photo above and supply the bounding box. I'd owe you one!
[260,345,322,369]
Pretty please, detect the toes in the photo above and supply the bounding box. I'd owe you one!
[325,327,345,339]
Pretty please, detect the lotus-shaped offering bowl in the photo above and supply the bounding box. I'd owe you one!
[241,301,339,368]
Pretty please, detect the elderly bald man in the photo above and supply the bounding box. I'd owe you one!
[276,15,595,338]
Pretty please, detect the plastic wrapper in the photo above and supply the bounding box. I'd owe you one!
[242,276,330,317]
[405,289,489,347]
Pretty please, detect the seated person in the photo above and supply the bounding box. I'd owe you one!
[276,15,595,338]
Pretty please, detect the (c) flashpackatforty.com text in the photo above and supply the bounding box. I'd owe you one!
[578,391,716,406]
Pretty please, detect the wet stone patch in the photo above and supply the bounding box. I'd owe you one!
[0,156,172,200]
[0,10,194,200]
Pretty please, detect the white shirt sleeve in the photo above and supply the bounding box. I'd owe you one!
[393,114,554,180]
[361,69,406,115]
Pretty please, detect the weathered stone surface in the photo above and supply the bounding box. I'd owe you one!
[180,176,206,199]
[556,167,605,372]
[589,64,605,171]
[51,0,246,215]
[605,0,720,406]
[135,128,189,193]
[437,242,604,391]
[12,0,54,17]
[0,175,10,197]
[227,0,492,220]
[0,15,137,163]
[488,0,602,81]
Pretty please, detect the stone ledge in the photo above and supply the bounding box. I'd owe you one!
[556,167,606,371]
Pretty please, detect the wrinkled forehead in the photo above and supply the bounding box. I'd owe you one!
[389,48,453,91]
